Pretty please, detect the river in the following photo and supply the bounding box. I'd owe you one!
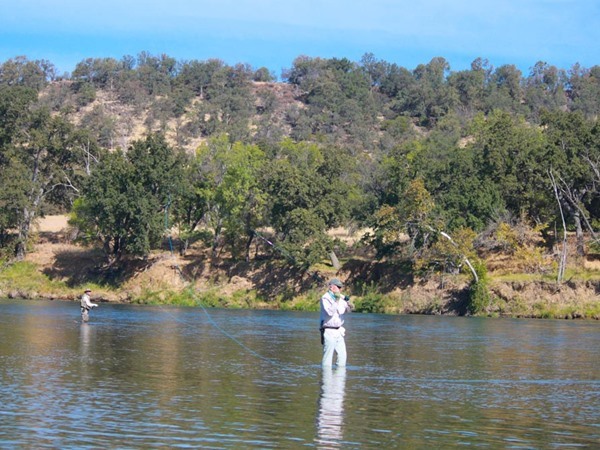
[0,299,598,448]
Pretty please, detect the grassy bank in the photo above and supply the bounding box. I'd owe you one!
[2,259,599,319]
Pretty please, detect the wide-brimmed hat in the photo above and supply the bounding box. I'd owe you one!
[328,278,343,288]
[84,289,92,293]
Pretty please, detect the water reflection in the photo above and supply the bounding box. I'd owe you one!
[1,300,599,448]
[80,323,91,347]
[316,366,347,448]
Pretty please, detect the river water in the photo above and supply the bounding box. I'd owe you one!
[0,299,598,449]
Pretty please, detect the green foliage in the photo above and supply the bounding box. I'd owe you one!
[194,134,267,259]
[416,227,478,276]
[466,260,491,315]
[352,281,388,313]
[0,97,95,258]
[0,56,54,91]
[73,134,183,261]
[467,279,491,315]
[4,52,600,318]
[253,67,275,82]
[0,261,69,293]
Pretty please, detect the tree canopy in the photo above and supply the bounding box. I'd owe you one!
[1,52,599,283]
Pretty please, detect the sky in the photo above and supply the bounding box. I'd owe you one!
[1,0,599,79]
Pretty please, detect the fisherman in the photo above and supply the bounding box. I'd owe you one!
[320,278,353,367]
[80,289,98,323]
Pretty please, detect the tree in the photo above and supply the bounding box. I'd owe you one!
[523,61,568,122]
[72,57,121,91]
[567,64,600,118]
[284,56,378,150]
[469,110,552,223]
[73,134,184,262]
[541,111,598,256]
[448,57,492,117]
[485,64,525,115]
[193,134,267,261]
[0,56,55,90]
[263,139,359,268]
[1,100,93,259]
[253,67,275,82]
[409,57,457,126]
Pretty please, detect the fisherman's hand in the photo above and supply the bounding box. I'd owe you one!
[344,295,354,311]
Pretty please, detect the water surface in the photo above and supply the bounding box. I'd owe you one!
[0,299,598,448]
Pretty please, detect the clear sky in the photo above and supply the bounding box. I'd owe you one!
[1,0,598,79]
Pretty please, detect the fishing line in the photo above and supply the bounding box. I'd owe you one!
[160,200,316,369]
[252,229,326,285]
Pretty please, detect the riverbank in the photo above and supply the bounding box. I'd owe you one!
[1,216,599,319]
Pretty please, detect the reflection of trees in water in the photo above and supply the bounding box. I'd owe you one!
[316,367,347,448]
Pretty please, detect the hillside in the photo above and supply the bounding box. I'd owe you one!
[2,57,600,320]
[43,79,305,155]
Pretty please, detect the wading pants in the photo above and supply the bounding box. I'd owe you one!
[322,328,347,367]
[81,307,90,323]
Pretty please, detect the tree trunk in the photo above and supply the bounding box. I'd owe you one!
[245,233,254,262]
[15,211,31,260]
[549,170,568,283]
[329,251,341,270]
[573,210,585,256]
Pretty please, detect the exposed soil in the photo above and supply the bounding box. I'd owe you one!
[7,215,598,319]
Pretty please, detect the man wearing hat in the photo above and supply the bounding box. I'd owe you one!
[320,278,353,367]
[80,289,98,323]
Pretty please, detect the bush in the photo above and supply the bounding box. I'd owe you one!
[467,280,491,315]
[353,281,387,313]
[467,259,491,315]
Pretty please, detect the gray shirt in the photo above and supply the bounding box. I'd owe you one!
[80,293,97,309]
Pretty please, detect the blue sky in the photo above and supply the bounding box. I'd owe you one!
[1,0,598,78]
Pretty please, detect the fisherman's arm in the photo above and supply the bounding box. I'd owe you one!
[321,295,339,316]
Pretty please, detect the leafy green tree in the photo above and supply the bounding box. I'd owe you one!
[367,178,436,259]
[8,109,93,259]
[485,64,525,115]
[0,84,97,259]
[0,56,55,90]
[409,57,457,126]
[468,110,552,223]
[0,159,28,250]
[263,139,359,267]
[253,67,275,82]
[187,63,254,141]
[567,64,600,118]
[285,56,378,150]
[0,85,37,148]
[135,52,177,96]
[73,134,184,262]
[541,110,598,255]
[523,61,568,122]
[448,58,492,117]
[400,113,501,231]
[175,58,225,97]
[193,135,267,260]
[72,57,121,90]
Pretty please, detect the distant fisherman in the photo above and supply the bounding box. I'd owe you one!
[320,278,353,367]
[80,289,98,323]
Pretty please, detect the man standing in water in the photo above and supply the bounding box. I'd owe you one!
[320,278,353,367]
[80,289,98,323]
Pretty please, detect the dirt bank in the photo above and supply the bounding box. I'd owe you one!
[2,215,598,319]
